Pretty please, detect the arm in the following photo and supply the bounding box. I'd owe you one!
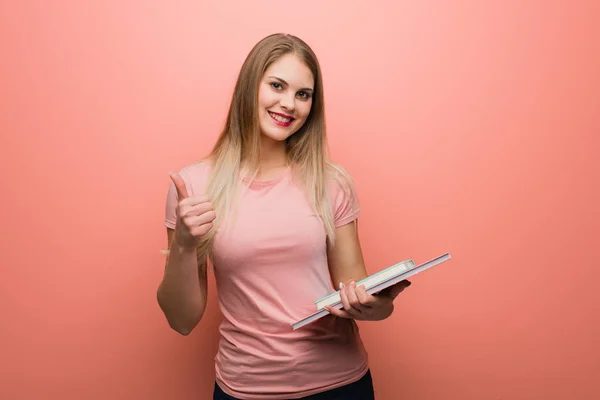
[325,219,411,321]
[157,228,208,335]
[324,167,410,321]
[326,220,368,287]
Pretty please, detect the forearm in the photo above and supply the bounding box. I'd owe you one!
[329,255,368,289]
[157,242,207,335]
[327,221,369,288]
[335,267,368,288]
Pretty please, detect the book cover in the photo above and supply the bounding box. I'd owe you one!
[291,253,452,330]
[314,259,415,310]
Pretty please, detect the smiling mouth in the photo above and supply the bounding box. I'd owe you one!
[268,111,294,126]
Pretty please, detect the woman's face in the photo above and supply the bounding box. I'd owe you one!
[257,53,314,144]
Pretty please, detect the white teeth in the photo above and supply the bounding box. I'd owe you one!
[269,112,291,123]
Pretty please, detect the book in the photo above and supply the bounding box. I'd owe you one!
[291,252,452,330]
[313,259,416,310]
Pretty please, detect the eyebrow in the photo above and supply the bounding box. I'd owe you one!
[268,76,314,92]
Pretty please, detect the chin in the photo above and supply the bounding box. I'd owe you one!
[260,128,295,143]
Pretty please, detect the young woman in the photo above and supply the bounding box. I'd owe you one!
[158,33,411,400]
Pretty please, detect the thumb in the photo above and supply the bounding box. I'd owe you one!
[169,172,189,200]
[386,279,412,299]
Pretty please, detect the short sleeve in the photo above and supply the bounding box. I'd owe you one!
[328,173,360,228]
[164,179,179,229]
[164,162,210,230]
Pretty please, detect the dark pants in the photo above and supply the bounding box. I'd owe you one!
[213,369,375,400]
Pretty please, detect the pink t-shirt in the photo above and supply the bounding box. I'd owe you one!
[165,161,369,399]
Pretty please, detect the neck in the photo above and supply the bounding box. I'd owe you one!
[258,136,288,170]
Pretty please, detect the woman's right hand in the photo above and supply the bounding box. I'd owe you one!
[169,172,216,250]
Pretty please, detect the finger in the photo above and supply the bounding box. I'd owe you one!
[387,280,412,299]
[180,195,211,208]
[339,282,353,312]
[356,285,376,307]
[340,282,361,316]
[180,201,214,218]
[325,305,353,319]
[346,282,365,312]
[184,210,216,227]
[189,222,213,237]
[170,172,189,200]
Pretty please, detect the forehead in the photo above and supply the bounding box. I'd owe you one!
[263,53,314,89]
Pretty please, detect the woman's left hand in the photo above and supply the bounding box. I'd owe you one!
[325,280,412,321]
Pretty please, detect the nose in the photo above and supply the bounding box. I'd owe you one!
[280,92,295,112]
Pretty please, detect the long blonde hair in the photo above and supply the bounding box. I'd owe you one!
[196,33,356,261]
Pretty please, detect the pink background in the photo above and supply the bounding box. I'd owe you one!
[1,1,598,399]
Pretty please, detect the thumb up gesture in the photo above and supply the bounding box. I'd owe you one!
[169,172,216,250]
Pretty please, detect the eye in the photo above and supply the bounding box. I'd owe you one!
[297,91,311,100]
[270,82,283,90]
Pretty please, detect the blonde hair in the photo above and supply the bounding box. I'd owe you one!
[194,33,356,262]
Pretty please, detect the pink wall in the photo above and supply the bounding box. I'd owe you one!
[1,1,598,399]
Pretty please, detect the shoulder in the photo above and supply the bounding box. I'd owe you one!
[325,161,360,225]
[325,161,356,197]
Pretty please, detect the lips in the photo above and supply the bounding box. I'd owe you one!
[268,111,295,127]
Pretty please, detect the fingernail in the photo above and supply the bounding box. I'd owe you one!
[339,282,344,290]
